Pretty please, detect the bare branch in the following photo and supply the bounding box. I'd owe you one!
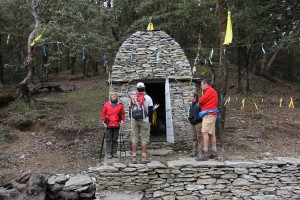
[32,0,39,10]
[45,0,53,8]
[38,0,53,14]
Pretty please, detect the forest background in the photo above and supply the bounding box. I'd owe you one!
[0,0,299,87]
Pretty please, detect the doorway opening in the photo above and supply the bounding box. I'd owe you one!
[144,82,166,140]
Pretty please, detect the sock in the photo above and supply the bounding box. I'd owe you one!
[142,152,147,157]
[132,152,136,157]
[212,146,217,152]
[203,148,208,152]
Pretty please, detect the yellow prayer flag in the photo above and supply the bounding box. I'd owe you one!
[280,98,283,107]
[31,34,43,46]
[224,97,231,106]
[289,97,295,109]
[253,101,259,111]
[223,11,233,45]
[152,112,157,126]
[147,22,154,31]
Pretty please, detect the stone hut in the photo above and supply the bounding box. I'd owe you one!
[110,30,196,145]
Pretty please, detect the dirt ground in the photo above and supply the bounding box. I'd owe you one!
[1,72,300,185]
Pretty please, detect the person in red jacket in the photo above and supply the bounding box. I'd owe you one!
[196,79,219,161]
[101,92,125,159]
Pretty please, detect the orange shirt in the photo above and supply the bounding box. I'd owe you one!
[199,86,218,115]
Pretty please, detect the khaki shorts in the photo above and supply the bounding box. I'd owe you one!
[131,120,150,144]
[202,115,217,135]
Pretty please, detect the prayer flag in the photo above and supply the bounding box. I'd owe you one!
[223,11,233,45]
[147,22,154,31]
[31,34,43,46]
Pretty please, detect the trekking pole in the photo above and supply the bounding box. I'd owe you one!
[118,126,126,161]
[99,128,106,161]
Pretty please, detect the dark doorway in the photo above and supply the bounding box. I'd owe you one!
[144,82,166,139]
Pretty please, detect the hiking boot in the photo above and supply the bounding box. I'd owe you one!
[131,156,137,164]
[195,151,209,161]
[209,151,218,159]
[141,156,149,164]
[190,152,198,158]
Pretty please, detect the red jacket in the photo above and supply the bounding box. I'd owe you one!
[199,85,218,115]
[101,101,125,128]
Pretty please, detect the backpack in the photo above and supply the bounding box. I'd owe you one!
[131,92,147,120]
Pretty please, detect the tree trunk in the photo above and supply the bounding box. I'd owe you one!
[215,0,228,146]
[70,56,76,75]
[9,36,16,79]
[216,0,228,96]
[92,61,99,76]
[237,46,249,94]
[0,35,3,86]
[66,49,70,70]
[265,51,278,74]
[19,1,42,101]
[83,54,88,78]
[257,50,278,76]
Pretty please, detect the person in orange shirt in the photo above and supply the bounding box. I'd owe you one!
[195,79,219,161]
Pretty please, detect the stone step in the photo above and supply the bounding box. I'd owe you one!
[95,191,143,200]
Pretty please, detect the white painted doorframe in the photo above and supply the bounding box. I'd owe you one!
[165,78,174,143]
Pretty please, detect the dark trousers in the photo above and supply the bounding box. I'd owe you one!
[105,128,119,155]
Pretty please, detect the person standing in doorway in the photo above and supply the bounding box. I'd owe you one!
[196,79,219,161]
[188,92,202,157]
[130,82,155,164]
[101,92,125,159]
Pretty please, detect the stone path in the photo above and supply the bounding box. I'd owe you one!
[101,148,173,165]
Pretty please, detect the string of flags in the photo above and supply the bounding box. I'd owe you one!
[1,30,278,54]
[222,96,296,110]
[103,51,108,66]
[42,39,47,61]
[0,14,280,71]
[0,10,279,54]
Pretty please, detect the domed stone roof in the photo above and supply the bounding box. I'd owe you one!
[111,31,191,81]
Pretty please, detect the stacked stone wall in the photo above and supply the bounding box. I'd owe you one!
[90,158,300,200]
[111,31,191,81]
[109,82,194,144]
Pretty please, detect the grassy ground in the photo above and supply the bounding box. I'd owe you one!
[0,74,108,184]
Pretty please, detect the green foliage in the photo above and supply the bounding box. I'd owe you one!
[231,0,300,77]
[1,74,108,130]
[58,87,108,128]
[0,128,12,141]
[0,0,299,84]
[254,110,264,120]
[13,99,38,112]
